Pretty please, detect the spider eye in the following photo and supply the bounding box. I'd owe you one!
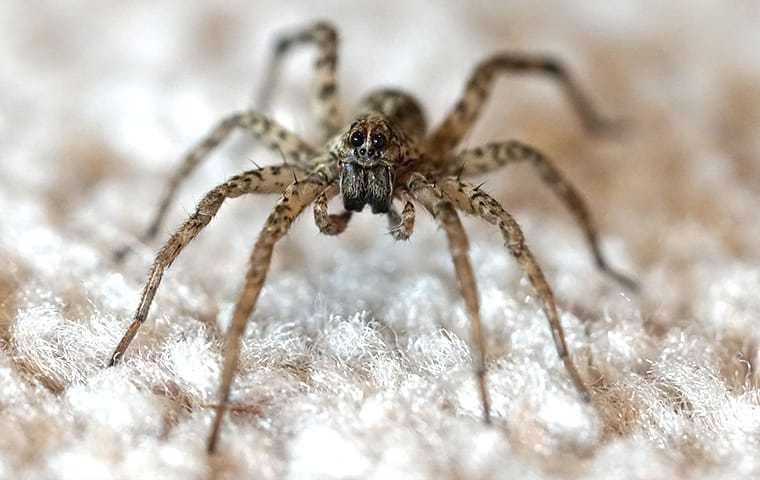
[349,131,365,148]
[371,133,386,149]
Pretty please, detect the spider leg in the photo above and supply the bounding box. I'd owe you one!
[406,174,491,423]
[313,184,352,235]
[113,112,315,262]
[450,141,637,290]
[426,53,617,157]
[387,201,415,241]
[255,21,342,141]
[313,184,415,239]
[438,178,592,403]
[107,165,301,367]
[207,177,327,454]
[387,190,416,241]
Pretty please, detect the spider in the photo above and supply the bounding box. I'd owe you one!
[108,21,637,454]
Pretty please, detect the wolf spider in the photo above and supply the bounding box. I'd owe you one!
[109,21,637,453]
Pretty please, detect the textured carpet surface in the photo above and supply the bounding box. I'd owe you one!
[3,2,760,479]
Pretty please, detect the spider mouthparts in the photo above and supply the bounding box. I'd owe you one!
[339,162,393,214]
[350,154,381,167]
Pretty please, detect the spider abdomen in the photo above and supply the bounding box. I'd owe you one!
[357,89,427,140]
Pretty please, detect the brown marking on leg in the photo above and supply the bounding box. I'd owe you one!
[108,165,300,367]
[207,178,325,454]
[438,178,592,403]
[386,189,416,241]
[406,174,491,423]
[426,53,617,156]
[313,184,352,235]
[450,141,638,290]
[256,21,342,141]
[114,112,315,262]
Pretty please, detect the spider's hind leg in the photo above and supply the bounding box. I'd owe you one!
[257,21,343,141]
[438,177,592,403]
[427,52,618,157]
[451,141,638,291]
[113,112,315,262]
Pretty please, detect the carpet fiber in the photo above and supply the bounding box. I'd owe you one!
[2,2,760,478]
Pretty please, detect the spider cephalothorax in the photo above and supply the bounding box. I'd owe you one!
[110,21,637,454]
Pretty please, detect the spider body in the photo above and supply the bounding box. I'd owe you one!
[109,21,636,454]
[339,113,404,213]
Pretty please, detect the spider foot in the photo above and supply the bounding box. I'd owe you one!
[387,227,410,241]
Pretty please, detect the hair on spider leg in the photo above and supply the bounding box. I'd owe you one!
[246,158,263,170]
[385,213,407,239]
[274,142,302,185]
[455,161,467,181]
[108,20,638,454]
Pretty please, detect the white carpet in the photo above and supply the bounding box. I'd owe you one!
[3,1,760,478]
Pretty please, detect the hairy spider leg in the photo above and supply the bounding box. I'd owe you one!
[427,53,618,157]
[257,21,343,141]
[450,140,638,290]
[114,112,314,262]
[207,176,327,453]
[108,165,301,366]
[407,174,492,423]
[313,178,416,238]
[387,189,416,241]
[313,184,352,235]
[438,177,592,402]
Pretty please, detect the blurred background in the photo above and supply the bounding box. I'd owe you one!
[4,1,760,277]
[2,1,760,478]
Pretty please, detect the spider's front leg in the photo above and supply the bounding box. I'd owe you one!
[313,184,415,240]
[314,184,352,235]
[207,176,328,454]
[438,177,592,403]
[450,140,638,290]
[107,165,303,367]
[407,174,492,423]
[427,53,618,157]
[113,112,315,262]
[387,189,415,240]
[256,21,343,141]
